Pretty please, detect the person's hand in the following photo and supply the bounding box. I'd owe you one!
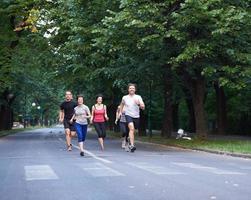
[134,99,140,106]
[140,104,145,110]
[59,118,63,123]
[69,119,73,124]
[105,116,109,121]
[117,112,121,119]
[115,119,118,125]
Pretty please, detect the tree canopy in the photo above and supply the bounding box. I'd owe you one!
[0,0,250,137]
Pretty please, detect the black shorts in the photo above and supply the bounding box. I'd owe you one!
[125,115,139,129]
[63,119,76,131]
[119,121,129,138]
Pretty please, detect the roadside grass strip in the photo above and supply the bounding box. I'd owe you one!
[108,131,251,155]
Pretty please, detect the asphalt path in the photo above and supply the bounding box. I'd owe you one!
[0,125,250,200]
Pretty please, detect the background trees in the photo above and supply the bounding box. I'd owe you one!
[0,0,250,137]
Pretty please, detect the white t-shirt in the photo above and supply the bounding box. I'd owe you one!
[122,94,143,118]
[74,104,90,125]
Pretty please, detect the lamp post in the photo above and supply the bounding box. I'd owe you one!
[37,106,42,126]
[31,102,36,126]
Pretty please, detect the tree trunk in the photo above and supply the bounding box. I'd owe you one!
[214,82,227,135]
[0,105,12,130]
[186,98,196,133]
[161,67,173,138]
[107,103,117,131]
[190,76,208,139]
[172,103,179,132]
[0,16,20,130]
[0,90,15,130]
[182,87,196,133]
[138,110,147,136]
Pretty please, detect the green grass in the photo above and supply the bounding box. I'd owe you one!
[108,131,251,155]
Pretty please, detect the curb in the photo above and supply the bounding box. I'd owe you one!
[191,148,251,159]
[135,140,251,159]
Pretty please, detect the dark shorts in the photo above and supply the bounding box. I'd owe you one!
[125,115,139,129]
[119,121,129,138]
[63,119,76,131]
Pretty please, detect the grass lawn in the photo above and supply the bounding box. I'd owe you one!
[108,131,251,155]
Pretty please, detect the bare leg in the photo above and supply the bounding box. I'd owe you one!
[71,131,76,137]
[79,141,84,152]
[98,138,104,150]
[128,122,135,146]
[65,129,72,151]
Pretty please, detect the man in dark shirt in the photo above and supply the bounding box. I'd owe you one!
[59,91,77,151]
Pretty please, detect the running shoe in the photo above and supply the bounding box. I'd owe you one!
[130,145,136,152]
[80,151,84,156]
[67,144,72,151]
[125,143,130,152]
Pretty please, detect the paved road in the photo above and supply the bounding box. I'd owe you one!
[0,126,250,200]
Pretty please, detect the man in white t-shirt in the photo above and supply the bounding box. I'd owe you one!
[119,83,145,152]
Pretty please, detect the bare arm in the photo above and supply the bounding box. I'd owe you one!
[139,99,145,110]
[104,105,109,121]
[85,108,91,119]
[119,99,125,116]
[137,96,145,110]
[69,114,76,123]
[90,106,95,123]
[115,106,120,124]
[59,110,64,123]
[85,115,91,119]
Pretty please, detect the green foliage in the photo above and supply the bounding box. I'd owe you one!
[0,0,250,134]
[168,0,251,88]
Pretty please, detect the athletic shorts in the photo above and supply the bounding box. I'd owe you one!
[63,119,76,131]
[119,121,129,138]
[125,115,139,129]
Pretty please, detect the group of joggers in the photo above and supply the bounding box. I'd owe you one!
[59,83,145,156]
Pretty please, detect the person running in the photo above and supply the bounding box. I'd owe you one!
[90,95,109,150]
[70,95,91,156]
[115,105,129,150]
[119,83,145,152]
[59,91,77,151]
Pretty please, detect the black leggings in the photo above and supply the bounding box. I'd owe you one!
[93,122,106,138]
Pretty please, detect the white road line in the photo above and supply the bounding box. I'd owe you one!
[172,162,245,175]
[127,162,185,175]
[212,170,245,175]
[0,156,34,159]
[239,167,251,170]
[83,149,112,164]
[80,162,125,177]
[24,165,58,181]
[58,138,112,164]
[228,163,251,170]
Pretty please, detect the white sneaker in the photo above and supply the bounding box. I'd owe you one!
[124,142,130,152]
